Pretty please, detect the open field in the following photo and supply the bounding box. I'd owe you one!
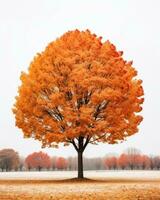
[0,171,160,200]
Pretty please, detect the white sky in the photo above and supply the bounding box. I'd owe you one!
[0,0,160,158]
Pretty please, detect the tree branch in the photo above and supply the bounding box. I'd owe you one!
[65,91,72,100]
[76,91,92,109]
[71,139,79,152]
[82,136,90,151]
[45,107,63,122]
[93,100,109,120]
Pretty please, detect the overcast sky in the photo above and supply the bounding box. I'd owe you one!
[0,0,160,158]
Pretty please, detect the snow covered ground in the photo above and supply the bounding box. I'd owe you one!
[0,170,160,180]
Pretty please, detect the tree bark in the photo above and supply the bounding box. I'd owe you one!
[71,136,90,179]
[78,151,83,179]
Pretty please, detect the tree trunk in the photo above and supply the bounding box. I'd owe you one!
[71,136,90,179]
[38,166,41,171]
[78,151,83,179]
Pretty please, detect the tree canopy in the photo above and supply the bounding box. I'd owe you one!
[25,151,51,170]
[0,149,19,171]
[13,29,144,178]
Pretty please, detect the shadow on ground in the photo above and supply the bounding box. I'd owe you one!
[0,177,160,184]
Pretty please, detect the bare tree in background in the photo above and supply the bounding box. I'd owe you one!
[19,157,25,171]
[68,157,77,171]
[84,157,104,170]
[51,156,57,170]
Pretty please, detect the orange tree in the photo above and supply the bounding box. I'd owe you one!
[13,30,144,178]
[25,151,51,171]
[55,157,68,170]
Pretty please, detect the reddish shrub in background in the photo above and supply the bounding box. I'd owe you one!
[55,157,68,170]
[25,151,51,171]
[117,154,129,169]
[104,156,117,169]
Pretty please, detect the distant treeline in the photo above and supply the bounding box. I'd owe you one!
[0,148,160,172]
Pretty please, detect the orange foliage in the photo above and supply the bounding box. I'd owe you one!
[55,157,68,170]
[13,29,144,151]
[25,151,51,170]
[104,156,117,169]
[118,154,129,169]
[139,155,151,169]
[118,153,151,170]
